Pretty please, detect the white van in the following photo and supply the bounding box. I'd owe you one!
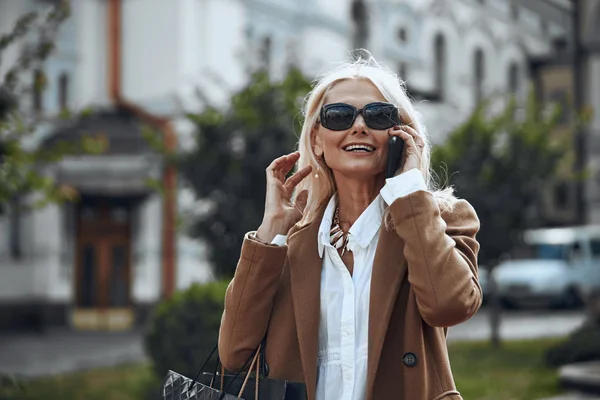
[492,225,600,309]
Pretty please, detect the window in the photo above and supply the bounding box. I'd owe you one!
[434,34,446,100]
[474,48,485,104]
[33,69,44,115]
[81,245,96,307]
[552,37,568,55]
[245,25,253,40]
[260,36,272,71]
[9,197,22,260]
[548,89,570,124]
[523,243,568,260]
[553,182,569,210]
[398,27,408,43]
[351,0,369,49]
[510,4,520,21]
[508,62,519,95]
[286,38,299,69]
[59,72,69,111]
[591,240,600,256]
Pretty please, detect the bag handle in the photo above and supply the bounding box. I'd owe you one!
[188,343,254,395]
[215,344,261,400]
[236,343,261,399]
[190,343,218,387]
[187,339,266,398]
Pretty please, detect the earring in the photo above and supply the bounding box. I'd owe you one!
[315,153,323,179]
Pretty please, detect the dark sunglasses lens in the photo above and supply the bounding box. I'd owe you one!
[323,106,355,130]
[364,105,399,130]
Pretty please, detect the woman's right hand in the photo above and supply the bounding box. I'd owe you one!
[256,152,312,243]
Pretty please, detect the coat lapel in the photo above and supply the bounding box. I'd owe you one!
[367,223,408,397]
[287,218,323,399]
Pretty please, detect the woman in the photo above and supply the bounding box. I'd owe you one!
[218,55,482,400]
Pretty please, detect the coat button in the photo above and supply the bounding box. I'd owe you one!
[263,361,269,376]
[402,352,417,367]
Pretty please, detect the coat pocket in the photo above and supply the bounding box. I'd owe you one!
[431,390,462,400]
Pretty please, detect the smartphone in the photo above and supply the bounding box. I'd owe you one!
[385,136,405,178]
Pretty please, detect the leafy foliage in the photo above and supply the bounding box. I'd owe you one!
[180,69,312,278]
[144,281,229,378]
[431,95,582,265]
[0,1,106,213]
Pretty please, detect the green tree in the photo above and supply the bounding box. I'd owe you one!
[432,95,584,265]
[180,68,312,278]
[0,1,105,213]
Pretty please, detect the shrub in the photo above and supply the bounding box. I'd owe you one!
[545,320,600,367]
[144,280,230,379]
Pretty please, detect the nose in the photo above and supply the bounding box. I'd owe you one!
[352,114,368,135]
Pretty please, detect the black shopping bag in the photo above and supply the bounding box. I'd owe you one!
[195,372,307,400]
[160,343,306,400]
[161,369,240,400]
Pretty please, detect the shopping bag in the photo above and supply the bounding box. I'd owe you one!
[160,343,306,400]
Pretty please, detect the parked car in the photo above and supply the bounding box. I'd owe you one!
[492,225,600,309]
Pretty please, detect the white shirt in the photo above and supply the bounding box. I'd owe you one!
[269,169,427,400]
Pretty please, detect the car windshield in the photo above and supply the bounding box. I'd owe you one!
[537,244,568,260]
[517,243,569,260]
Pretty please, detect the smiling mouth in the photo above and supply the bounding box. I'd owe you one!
[343,144,376,153]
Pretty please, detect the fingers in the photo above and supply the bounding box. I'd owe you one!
[388,125,424,149]
[267,152,300,182]
[402,125,425,148]
[284,165,312,192]
[392,129,417,149]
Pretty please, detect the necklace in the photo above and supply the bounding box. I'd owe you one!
[330,206,350,256]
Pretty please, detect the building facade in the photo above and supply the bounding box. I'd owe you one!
[527,0,600,226]
[577,0,600,225]
[0,0,566,331]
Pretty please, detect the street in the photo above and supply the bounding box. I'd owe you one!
[448,307,587,342]
[0,308,587,378]
[0,329,147,378]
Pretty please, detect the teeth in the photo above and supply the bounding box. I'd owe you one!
[344,144,375,152]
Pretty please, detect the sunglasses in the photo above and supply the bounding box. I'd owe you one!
[319,102,401,131]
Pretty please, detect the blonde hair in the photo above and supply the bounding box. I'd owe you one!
[295,51,456,226]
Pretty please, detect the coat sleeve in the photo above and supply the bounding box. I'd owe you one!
[389,190,482,327]
[218,233,287,371]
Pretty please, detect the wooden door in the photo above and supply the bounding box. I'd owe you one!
[73,199,133,330]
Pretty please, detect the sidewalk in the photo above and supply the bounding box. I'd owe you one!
[0,329,146,378]
[554,362,600,399]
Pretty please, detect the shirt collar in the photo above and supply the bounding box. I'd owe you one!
[317,193,385,258]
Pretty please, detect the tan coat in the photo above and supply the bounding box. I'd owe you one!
[219,190,482,400]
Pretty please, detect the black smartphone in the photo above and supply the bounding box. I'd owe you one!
[385,136,405,178]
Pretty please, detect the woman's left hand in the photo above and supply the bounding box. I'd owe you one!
[388,124,425,176]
